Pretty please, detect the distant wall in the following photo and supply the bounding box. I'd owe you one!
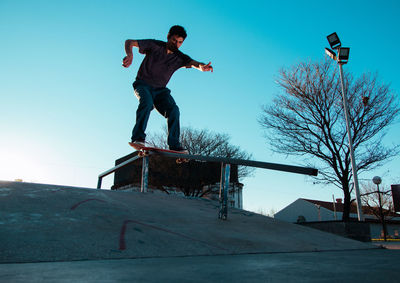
[298,221,371,242]
[368,222,400,239]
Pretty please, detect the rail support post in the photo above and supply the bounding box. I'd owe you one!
[219,163,231,220]
[97,177,102,189]
[141,155,149,193]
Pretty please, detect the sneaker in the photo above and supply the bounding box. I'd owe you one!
[169,145,189,154]
[129,139,146,148]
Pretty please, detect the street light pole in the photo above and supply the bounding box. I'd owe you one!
[326,32,364,221]
[338,63,365,221]
[373,176,387,241]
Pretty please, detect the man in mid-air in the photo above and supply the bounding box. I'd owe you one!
[123,25,213,153]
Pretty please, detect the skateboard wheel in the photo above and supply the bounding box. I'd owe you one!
[176,158,189,164]
[138,151,147,157]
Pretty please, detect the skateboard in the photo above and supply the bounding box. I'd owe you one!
[128,142,189,164]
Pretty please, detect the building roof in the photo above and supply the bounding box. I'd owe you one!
[301,198,350,213]
[301,198,399,217]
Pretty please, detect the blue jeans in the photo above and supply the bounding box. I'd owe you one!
[131,80,181,148]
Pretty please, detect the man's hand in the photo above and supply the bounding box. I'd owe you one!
[123,40,138,68]
[200,62,213,72]
[122,55,133,68]
[189,60,214,72]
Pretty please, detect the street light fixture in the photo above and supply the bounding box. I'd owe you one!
[372,176,382,186]
[338,47,350,63]
[327,32,341,49]
[325,32,364,221]
[325,48,337,61]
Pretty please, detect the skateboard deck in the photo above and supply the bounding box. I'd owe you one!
[128,142,189,163]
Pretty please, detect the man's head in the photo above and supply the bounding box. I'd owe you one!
[167,25,187,52]
[168,25,187,40]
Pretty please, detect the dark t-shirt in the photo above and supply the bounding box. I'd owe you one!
[136,39,192,88]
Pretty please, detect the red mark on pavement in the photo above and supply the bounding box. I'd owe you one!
[119,219,228,251]
[70,198,107,210]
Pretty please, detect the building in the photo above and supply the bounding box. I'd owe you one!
[111,152,243,209]
[274,198,400,239]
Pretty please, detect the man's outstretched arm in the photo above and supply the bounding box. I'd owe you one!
[122,40,139,68]
[188,60,213,72]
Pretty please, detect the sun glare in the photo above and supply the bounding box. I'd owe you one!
[0,149,48,183]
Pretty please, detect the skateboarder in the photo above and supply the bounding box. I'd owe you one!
[123,25,213,153]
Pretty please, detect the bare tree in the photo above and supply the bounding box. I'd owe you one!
[259,59,399,220]
[361,182,393,240]
[148,126,254,180]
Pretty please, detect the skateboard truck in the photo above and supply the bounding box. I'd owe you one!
[130,142,189,164]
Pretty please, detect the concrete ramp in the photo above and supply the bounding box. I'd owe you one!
[0,181,376,263]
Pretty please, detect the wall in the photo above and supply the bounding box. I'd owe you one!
[274,199,339,222]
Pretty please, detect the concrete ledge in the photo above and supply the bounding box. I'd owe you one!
[1,181,376,263]
[298,221,371,242]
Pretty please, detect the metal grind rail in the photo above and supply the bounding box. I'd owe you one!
[97,155,142,189]
[97,151,318,220]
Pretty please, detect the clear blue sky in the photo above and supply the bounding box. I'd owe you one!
[1,0,399,214]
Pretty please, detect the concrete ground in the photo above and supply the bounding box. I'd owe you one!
[372,241,400,250]
[1,249,400,282]
[1,181,399,282]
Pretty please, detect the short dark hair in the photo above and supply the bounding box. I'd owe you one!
[168,25,187,39]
